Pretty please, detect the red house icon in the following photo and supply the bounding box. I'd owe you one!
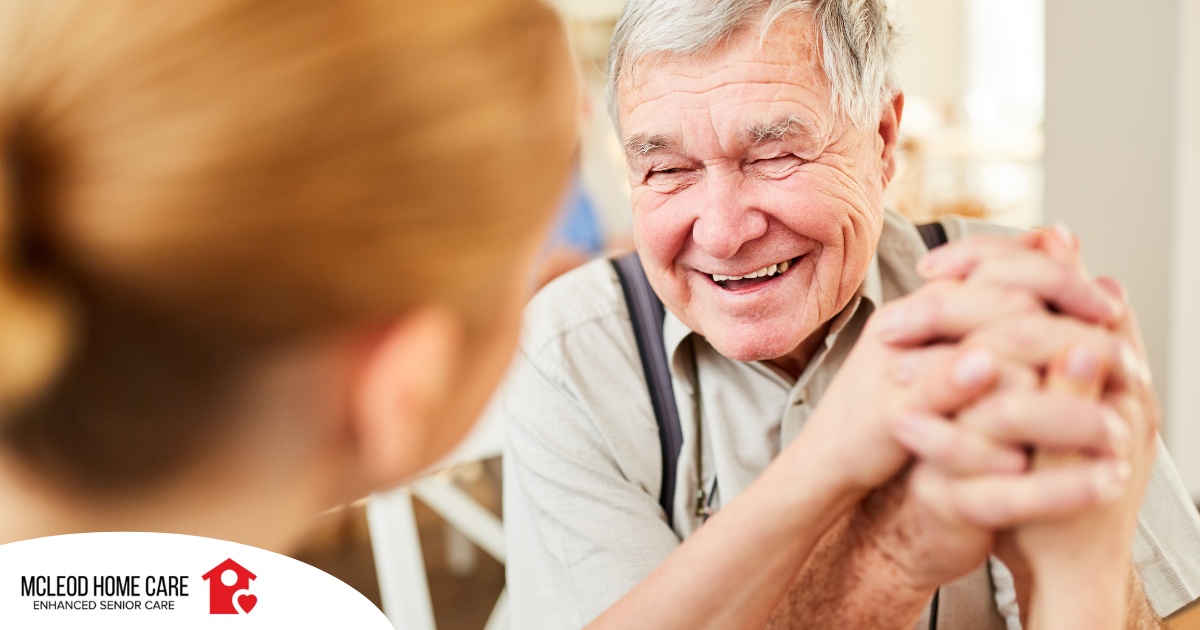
[202,558,257,614]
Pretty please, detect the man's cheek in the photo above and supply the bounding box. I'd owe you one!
[635,208,691,263]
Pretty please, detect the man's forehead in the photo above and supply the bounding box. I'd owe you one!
[617,12,832,140]
[622,113,824,161]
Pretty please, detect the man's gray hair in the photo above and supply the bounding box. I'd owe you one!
[607,0,898,130]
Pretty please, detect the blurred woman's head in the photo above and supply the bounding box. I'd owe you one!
[0,0,575,545]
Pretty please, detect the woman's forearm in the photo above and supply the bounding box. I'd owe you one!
[1028,557,1130,630]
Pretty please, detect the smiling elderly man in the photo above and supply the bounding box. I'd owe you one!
[502,1,1200,628]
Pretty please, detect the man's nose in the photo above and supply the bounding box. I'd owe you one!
[691,173,768,260]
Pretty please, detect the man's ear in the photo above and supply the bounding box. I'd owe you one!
[879,91,905,186]
[351,305,464,489]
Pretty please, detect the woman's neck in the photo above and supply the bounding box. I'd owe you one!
[0,337,361,552]
[0,432,333,549]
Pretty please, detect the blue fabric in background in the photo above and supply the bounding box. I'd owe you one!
[551,172,603,255]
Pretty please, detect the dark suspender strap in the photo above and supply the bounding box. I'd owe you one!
[917,221,948,250]
[928,588,941,630]
[611,252,684,529]
[916,221,946,630]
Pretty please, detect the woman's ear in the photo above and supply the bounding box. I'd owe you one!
[350,305,464,490]
[879,91,905,186]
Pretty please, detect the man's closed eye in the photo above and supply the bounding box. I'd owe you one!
[749,154,806,178]
[646,167,696,191]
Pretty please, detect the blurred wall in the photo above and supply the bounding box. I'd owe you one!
[891,0,966,105]
[1045,1,1199,496]
[1171,0,1200,497]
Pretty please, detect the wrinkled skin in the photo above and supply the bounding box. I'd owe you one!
[618,16,898,375]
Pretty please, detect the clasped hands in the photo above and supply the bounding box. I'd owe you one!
[808,227,1159,627]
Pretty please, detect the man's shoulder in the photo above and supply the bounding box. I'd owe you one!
[880,210,1024,249]
[875,211,1028,300]
[520,257,632,360]
[936,214,1024,240]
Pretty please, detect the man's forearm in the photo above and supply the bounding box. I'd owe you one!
[1129,577,1168,630]
[765,492,935,629]
[589,431,869,630]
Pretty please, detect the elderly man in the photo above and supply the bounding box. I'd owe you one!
[503,1,1200,628]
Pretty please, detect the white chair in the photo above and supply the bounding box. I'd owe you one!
[367,397,508,630]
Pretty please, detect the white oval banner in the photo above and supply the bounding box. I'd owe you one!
[0,532,392,629]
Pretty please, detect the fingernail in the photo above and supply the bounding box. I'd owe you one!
[892,413,929,443]
[1101,291,1125,321]
[1065,345,1099,381]
[1096,461,1131,502]
[918,248,950,275]
[1118,342,1153,387]
[1105,411,1131,453]
[1052,222,1075,248]
[880,305,908,342]
[890,351,920,384]
[1097,276,1128,303]
[953,348,996,387]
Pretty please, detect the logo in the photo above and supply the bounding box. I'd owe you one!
[201,559,257,614]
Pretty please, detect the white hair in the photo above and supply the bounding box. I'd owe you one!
[607,0,898,130]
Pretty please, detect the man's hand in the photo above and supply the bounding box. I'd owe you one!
[797,227,1116,496]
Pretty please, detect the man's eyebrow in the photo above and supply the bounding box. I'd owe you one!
[623,133,677,160]
[745,115,819,145]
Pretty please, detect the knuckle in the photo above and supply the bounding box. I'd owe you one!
[1139,399,1162,439]
[1008,364,1039,390]
[1047,259,1079,295]
[874,300,903,322]
[1001,288,1041,315]
[1004,315,1044,355]
[1004,488,1034,523]
[923,294,947,331]
[1116,340,1150,387]
[1082,401,1113,447]
[1146,401,1163,435]
[991,395,1025,436]
[910,468,942,506]
[972,491,1015,527]
[927,427,959,462]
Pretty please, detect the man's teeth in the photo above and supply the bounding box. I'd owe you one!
[712,259,790,282]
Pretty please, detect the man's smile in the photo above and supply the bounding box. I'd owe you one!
[706,256,799,291]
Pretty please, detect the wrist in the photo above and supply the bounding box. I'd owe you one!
[778,429,876,529]
[849,483,953,593]
[1031,553,1129,593]
[843,487,942,599]
[786,506,936,628]
[1030,555,1130,626]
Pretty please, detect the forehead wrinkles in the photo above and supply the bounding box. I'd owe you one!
[622,67,835,154]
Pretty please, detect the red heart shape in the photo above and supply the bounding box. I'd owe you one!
[237,593,257,614]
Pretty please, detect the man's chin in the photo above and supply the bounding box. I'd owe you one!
[703,330,806,365]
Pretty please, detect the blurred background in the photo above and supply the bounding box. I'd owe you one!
[293,1,1200,627]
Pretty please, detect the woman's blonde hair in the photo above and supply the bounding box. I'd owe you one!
[0,0,575,487]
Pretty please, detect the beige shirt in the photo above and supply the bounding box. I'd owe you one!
[502,211,1200,629]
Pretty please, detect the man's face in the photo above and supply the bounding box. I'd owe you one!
[618,14,900,367]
